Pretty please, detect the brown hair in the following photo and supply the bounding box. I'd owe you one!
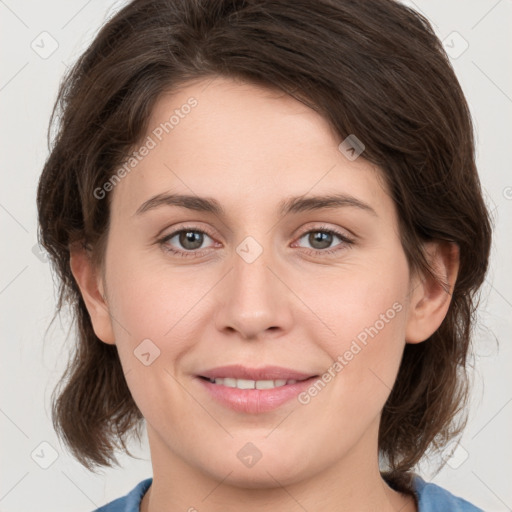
[36,0,492,492]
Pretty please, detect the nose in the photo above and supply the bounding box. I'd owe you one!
[214,241,294,341]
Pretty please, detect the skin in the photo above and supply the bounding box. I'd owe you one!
[70,76,459,512]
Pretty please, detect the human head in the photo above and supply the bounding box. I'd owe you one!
[37,0,491,492]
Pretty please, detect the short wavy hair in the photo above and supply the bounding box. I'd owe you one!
[36,0,492,493]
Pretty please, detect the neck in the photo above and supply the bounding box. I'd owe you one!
[140,423,416,512]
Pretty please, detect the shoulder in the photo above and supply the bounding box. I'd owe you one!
[413,475,485,512]
[91,478,153,512]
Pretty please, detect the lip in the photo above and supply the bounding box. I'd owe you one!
[196,365,318,414]
[198,365,314,381]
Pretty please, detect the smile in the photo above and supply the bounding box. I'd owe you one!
[201,377,300,389]
[196,365,318,413]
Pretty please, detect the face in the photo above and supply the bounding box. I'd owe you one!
[81,76,425,487]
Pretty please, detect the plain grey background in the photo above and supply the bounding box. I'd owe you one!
[1,1,511,510]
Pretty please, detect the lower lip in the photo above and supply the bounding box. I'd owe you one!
[197,377,317,413]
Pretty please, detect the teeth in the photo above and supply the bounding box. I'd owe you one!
[237,379,255,390]
[210,378,298,389]
[223,377,237,388]
[256,380,276,389]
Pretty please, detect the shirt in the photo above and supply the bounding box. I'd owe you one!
[92,475,484,511]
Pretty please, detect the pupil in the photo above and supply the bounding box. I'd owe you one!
[310,231,332,249]
[180,231,203,250]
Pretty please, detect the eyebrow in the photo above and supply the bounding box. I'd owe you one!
[134,192,377,217]
[279,193,377,217]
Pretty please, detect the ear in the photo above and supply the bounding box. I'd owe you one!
[405,241,460,344]
[69,242,115,345]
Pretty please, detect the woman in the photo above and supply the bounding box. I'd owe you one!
[36,0,492,510]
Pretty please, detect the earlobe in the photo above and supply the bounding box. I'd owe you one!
[69,242,115,345]
[405,241,460,344]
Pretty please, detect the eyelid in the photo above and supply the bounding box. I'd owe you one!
[290,224,355,255]
[293,223,355,241]
[160,225,218,244]
[158,222,355,258]
[156,219,215,236]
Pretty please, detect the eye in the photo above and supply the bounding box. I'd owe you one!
[293,226,354,255]
[157,224,354,259]
[158,227,217,258]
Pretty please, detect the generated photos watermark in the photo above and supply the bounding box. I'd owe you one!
[93,97,198,200]
[298,301,403,405]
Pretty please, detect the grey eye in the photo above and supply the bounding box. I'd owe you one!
[166,230,213,251]
[297,230,343,251]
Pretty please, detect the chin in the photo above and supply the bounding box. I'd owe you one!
[217,465,303,490]
[196,446,315,489]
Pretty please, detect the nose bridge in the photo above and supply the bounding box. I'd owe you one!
[214,235,292,339]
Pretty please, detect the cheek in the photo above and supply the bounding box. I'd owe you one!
[295,259,409,405]
[106,230,187,312]
[103,255,207,429]
[294,259,409,350]
[103,250,206,359]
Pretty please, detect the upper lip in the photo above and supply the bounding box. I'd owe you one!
[198,365,316,381]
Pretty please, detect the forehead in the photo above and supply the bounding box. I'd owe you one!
[110,76,392,221]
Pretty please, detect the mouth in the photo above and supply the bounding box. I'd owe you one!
[196,365,319,413]
[198,376,308,390]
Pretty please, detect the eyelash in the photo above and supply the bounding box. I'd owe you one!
[157,224,354,259]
